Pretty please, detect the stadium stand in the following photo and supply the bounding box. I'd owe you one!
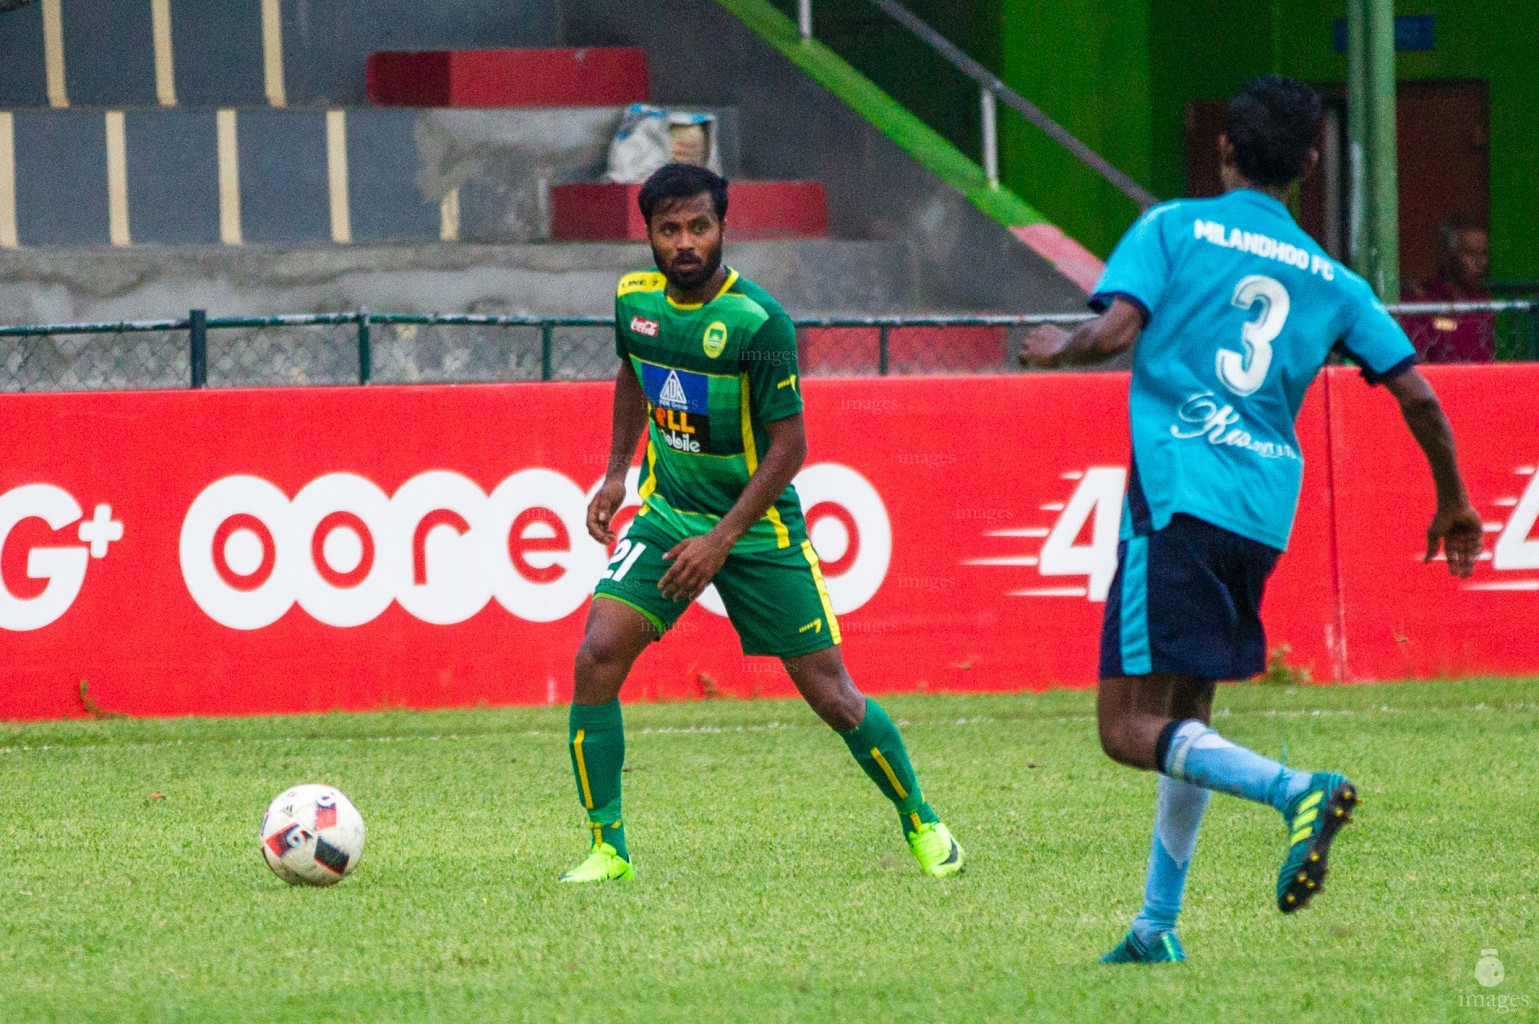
[0,0,1092,384]
[0,0,1089,301]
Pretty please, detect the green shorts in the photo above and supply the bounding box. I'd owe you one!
[593,515,841,658]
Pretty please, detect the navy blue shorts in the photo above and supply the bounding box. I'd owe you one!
[1099,514,1282,682]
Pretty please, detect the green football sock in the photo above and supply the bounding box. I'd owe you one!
[838,698,941,836]
[569,700,628,861]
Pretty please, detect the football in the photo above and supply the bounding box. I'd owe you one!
[259,784,366,886]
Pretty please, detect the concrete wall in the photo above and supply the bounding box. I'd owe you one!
[0,238,928,323]
[0,238,937,390]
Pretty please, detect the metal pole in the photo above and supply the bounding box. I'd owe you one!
[798,0,812,40]
[1365,0,1400,301]
[540,324,554,381]
[862,0,1157,209]
[980,86,999,188]
[877,325,889,376]
[356,307,372,384]
[188,308,207,388]
[1346,0,1367,274]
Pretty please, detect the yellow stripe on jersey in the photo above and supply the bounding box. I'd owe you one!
[666,267,740,310]
[636,440,658,515]
[618,271,666,297]
[801,540,842,644]
[740,373,790,548]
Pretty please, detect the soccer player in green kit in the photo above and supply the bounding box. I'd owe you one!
[559,163,965,883]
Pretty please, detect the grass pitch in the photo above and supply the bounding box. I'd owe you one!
[1,678,1535,1023]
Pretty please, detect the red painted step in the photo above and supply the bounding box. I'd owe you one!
[550,182,829,241]
[366,47,649,107]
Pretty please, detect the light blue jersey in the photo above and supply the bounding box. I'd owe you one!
[1092,188,1416,551]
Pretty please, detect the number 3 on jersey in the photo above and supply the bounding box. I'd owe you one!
[1217,274,1290,397]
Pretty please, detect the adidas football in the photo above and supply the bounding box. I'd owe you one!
[260,784,366,886]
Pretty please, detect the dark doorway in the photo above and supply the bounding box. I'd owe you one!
[1184,80,1489,288]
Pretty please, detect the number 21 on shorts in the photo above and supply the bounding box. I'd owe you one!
[1218,274,1290,397]
[602,539,647,582]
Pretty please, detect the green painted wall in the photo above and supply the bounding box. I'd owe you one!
[766,0,995,157]
[765,1,1534,276]
[996,0,1537,275]
[983,1,1154,258]
[1291,2,1533,281]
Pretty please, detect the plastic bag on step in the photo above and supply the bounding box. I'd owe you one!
[603,103,722,184]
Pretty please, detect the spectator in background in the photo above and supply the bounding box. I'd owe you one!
[1403,218,1496,363]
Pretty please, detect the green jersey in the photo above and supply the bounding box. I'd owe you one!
[614,266,806,552]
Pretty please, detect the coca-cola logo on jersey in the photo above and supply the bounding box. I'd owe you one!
[180,464,891,630]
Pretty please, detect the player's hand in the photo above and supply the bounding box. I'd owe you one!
[658,530,734,603]
[586,476,628,545]
[1020,324,1072,368]
[1425,501,1483,578]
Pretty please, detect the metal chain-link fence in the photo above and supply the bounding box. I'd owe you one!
[0,320,189,392]
[1395,300,1539,364]
[1,302,1534,392]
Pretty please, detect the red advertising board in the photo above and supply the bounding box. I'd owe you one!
[0,368,1515,720]
[1327,364,1539,680]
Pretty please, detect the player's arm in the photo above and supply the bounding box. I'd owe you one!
[586,359,649,545]
[1381,367,1483,577]
[1020,298,1145,368]
[657,413,806,602]
[1022,205,1170,369]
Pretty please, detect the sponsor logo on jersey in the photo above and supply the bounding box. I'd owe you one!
[630,316,660,338]
[659,370,690,410]
[703,321,728,358]
[640,363,710,413]
[639,366,712,454]
[653,404,704,453]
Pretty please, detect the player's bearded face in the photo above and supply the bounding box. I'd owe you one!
[648,194,724,291]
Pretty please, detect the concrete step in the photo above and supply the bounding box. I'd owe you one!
[550,181,827,241]
[0,105,743,247]
[0,238,943,325]
[367,48,650,108]
[0,0,561,108]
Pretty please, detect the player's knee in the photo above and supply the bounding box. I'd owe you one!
[810,686,864,732]
[792,667,863,730]
[1098,718,1142,768]
[574,634,629,682]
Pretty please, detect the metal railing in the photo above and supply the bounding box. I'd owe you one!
[0,301,1534,392]
[796,0,1158,207]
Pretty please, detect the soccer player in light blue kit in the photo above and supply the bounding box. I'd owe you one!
[1024,76,1484,963]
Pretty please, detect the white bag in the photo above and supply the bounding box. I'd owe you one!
[603,103,722,184]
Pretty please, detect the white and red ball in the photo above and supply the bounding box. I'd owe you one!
[259,784,366,886]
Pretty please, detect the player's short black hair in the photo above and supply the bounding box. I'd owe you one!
[637,163,729,224]
[1225,75,1322,187]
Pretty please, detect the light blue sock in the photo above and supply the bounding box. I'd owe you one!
[1131,775,1210,944]
[1163,719,1310,814]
